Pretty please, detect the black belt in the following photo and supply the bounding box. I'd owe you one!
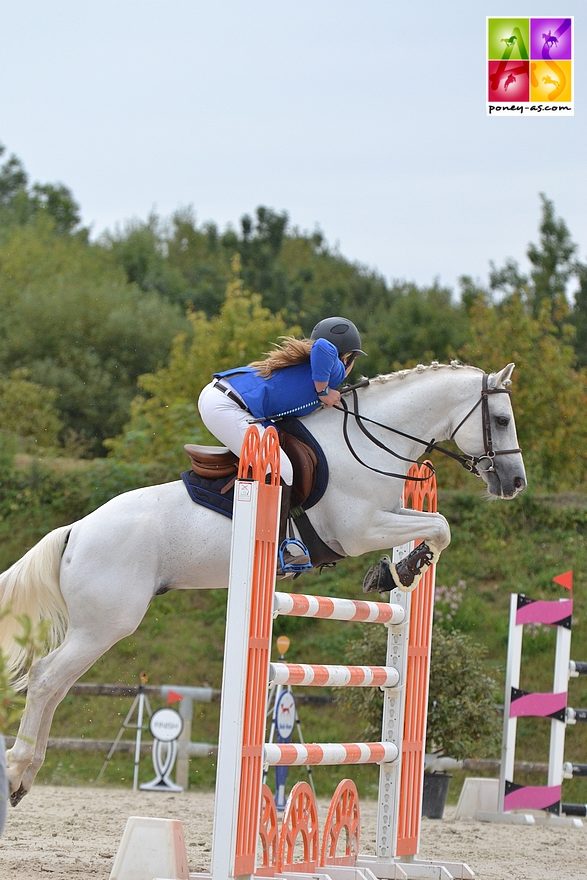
[213,380,248,411]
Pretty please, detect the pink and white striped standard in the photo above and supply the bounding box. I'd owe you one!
[269,662,399,688]
[264,741,398,766]
[274,591,405,624]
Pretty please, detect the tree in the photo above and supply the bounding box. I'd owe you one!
[0,144,82,236]
[0,218,186,454]
[335,624,500,760]
[107,259,300,469]
[0,371,62,452]
[526,194,576,324]
[101,214,189,304]
[571,263,587,368]
[362,282,469,374]
[489,194,577,334]
[460,295,587,489]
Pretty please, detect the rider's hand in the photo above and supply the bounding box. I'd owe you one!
[320,388,341,407]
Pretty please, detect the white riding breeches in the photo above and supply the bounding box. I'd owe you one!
[198,382,294,485]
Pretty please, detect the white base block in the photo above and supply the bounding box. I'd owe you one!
[475,811,535,826]
[190,873,379,880]
[455,778,499,819]
[355,859,409,880]
[358,855,474,880]
[191,870,390,880]
[109,816,189,880]
[398,859,475,880]
[187,853,473,880]
[526,813,584,829]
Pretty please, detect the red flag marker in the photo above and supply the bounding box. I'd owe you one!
[553,570,573,591]
[166,689,184,704]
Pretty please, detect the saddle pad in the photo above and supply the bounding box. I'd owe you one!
[181,470,234,518]
[182,419,328,515]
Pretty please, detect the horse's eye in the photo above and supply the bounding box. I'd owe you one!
[496,416,510,427]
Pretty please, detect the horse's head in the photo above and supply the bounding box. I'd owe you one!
[450,364,527,499]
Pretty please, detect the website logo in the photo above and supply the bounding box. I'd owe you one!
[487,17,573,116]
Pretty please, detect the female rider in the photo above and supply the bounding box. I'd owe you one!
[197,317,366,570]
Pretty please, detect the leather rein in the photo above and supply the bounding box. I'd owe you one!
[335,373,522,483]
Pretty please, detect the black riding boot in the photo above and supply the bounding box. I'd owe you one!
[277,483,312,573]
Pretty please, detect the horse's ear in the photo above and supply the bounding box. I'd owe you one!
[490,363,515,389]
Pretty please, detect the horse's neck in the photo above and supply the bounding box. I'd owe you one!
[363,367,482,452]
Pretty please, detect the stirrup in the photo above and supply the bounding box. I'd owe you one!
[278,539,313,573]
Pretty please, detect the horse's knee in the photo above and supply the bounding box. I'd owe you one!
[431,514,451,550]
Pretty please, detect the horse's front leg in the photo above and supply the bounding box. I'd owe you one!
[358,508,451,594]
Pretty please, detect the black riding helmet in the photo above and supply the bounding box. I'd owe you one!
[310,317,366,357]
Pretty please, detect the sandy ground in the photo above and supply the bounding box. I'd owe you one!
[0,785,586,880]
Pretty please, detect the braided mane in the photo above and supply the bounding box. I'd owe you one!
[369,361,484,386]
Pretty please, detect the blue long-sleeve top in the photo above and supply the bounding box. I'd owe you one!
[214,338,346,420]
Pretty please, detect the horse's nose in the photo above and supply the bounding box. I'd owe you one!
[513,475,526,491]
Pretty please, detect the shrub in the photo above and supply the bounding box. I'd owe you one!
[336,622,501,760]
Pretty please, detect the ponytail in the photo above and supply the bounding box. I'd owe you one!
[249,337,313,377]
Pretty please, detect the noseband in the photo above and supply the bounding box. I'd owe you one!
[335,373,522,482]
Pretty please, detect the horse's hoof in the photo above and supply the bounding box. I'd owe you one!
[10,784,27,807]
[362,555,394,594]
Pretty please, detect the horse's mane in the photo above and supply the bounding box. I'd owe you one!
[368,360,484,386]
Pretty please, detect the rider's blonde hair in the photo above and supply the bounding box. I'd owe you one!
[249,337,314,377]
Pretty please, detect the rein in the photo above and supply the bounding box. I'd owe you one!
[335,373,522,482]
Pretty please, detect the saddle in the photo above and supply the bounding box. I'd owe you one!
[181,421,342,568]
[184,430,318,508]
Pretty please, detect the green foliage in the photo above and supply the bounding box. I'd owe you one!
[489,193,585,367]
[527,193,577,323]
[572,264,587,368]
[460,294,587,488]
[0,640,25,731]
[427,629,501,759]
[1,142,586,479]
[0,144,82,236]
[0,456,168,572]
[107,259,300,469]
[101,213,190,305]
[335,623,501,760]
[363,282,469,373]
[0,218,185,454]
[0,369,62,451]
[0,614,50,731]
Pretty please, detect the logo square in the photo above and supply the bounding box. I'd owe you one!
[488,60,529,102]
[530,59,572,102]
[530,18,572,60]
[488,18,530,60]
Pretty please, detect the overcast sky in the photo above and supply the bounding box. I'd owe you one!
[2,1,585,293]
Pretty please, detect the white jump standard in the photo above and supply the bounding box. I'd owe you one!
[468,572,586,829]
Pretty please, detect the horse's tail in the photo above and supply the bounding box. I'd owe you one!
[0,524,71,691]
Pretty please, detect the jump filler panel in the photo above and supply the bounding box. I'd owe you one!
[487,17,574,116]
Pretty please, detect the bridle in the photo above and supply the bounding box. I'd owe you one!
[335,373,522,483]
[447,372,522,475]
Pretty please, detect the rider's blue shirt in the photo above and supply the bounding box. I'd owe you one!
[214,338,346,420]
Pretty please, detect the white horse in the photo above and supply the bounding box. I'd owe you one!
[1,362,526,805]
